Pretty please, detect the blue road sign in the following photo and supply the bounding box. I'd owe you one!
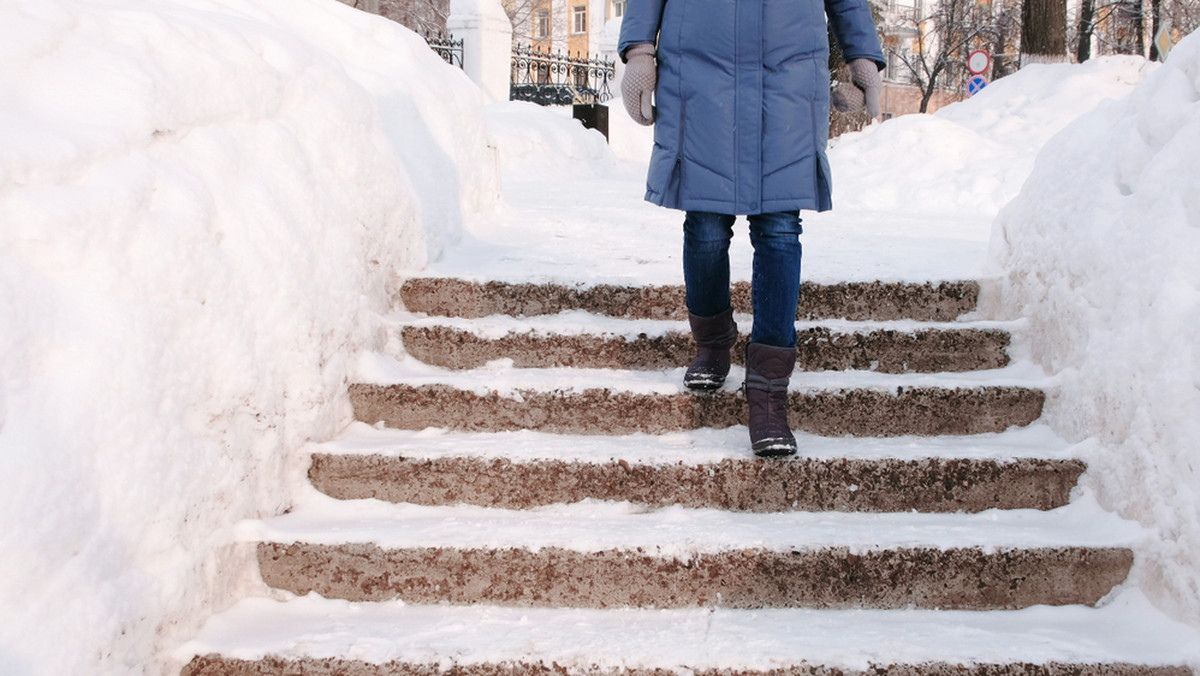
[967,75,988,96]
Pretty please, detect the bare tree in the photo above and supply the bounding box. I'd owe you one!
[1076,0,1098,60]
[1168,0,1200,38]
[887,0,1017,112]
[1076,0,1148,57]
[1021,0,1069,64]
[503,0,567,49]
[1071,0,1195,63]
[979,0,1022,78]
[1070,0,1199,61]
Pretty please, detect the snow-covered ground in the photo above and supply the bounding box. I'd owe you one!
[2,0,1198,672]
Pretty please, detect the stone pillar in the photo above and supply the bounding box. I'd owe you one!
[448,0,514,104]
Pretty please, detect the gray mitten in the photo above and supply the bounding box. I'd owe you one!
[621,43,656,125]
[831,58,883,118]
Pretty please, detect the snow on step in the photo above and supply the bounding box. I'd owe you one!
[177,591,1200,675]
[308,424,1084,513]
[399,321,1010,373]
[399,277,980,322]
[241,491,1139,610]
[348,357,1046,437]
[242,490,1144,555]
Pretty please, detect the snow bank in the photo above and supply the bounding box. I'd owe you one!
[0,0,495,673]
[830,56,1153,217]
[987,31,1200,627]
[485,101,616,178]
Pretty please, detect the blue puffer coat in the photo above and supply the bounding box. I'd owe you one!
[619,0,885,215]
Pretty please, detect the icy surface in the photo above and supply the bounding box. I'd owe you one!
[988,30,1200,627]
[178,591,1200,669]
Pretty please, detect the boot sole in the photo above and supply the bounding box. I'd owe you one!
[684,377,726,390]
[753,439,798,458]
[684,370,729,390]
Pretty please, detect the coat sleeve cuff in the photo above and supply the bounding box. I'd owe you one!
[621,42,657,62]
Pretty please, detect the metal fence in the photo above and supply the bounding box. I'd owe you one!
[510,44,615,106]
[425,33,464,69]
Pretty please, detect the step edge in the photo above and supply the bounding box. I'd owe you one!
[175,591,1200,671]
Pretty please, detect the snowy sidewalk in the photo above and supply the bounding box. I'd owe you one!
[432,163,996,288]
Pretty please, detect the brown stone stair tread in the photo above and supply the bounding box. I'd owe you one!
[308,452,1085,513]
[399,278,980,322]
[400,324,1010,373]
[349,383,1045,437]
[257,542,1131,610]
[242,494,1144,610]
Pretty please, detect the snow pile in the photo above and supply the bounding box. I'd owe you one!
[485,101,616,178]
[605,96,656,165]
[987,31,1200,626]
[830,56,1153,217]
[0,0,494,673]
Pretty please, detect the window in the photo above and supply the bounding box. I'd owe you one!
[612,0,625,18]
[572,5,587,34]
[535,9,550,38]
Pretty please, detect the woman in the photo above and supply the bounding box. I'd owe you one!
[618,0,885,457]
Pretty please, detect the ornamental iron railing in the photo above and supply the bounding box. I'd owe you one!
[425,33,464,69]
[510,44,615,106]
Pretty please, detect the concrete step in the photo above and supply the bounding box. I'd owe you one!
[243,496,1141,611]
[309,452,1083,513]
[308,424,1082,513]
[400,277,980,322]
[307,423,1077,514]
[257,541,1129,610]
[179,592,1200,676]
[400,322,1010,373]
[349,376,1044,436]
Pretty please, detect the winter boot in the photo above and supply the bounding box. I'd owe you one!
[684,307,738,390]
[744,342,797,457]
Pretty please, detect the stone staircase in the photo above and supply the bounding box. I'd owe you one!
[179,276,1198,675]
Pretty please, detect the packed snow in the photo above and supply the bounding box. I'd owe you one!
[1,0,1198,673]
[245,487,1147,554]
[177,591,1200,669]
[986,29,1200,628]
[317,420,1072,463]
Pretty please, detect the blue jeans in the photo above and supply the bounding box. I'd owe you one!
[683,210,802,348]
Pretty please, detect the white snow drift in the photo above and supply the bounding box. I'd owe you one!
[988,29,1200,627]
[0,0,494,674]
